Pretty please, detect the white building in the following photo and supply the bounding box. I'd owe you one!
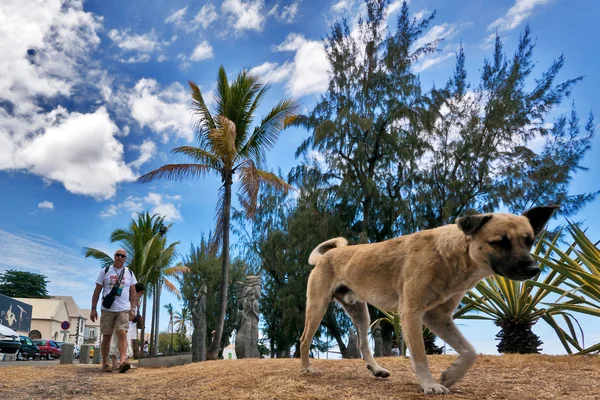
[53,296,87,346]
[80,309,100,347]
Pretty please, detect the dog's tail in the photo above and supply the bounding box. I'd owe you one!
[308,237,348,265]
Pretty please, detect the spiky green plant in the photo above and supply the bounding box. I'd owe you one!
[533,221,600,354]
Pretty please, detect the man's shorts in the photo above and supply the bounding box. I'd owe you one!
[100,310,129,335]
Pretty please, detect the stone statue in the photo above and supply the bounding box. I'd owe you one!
[346,329,361,359]
[234,275,261,358]
[373,322,383,357]
[191,284,207,362]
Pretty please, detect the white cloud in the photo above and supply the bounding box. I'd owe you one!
[274,33,330,97]
[107,28,172,63]
[413,52,454,73]
[222,0,266,33]
[272,1,301,23]
[190,40,214,61]
[165,6,188,26]
[128,78,194,142]
[0,0,101,116]
[489,0,551,32]
[38,201,54,210]
[413,23,459,51]
[19,107,136,199]
[0,229,102,305]
[331,0,355,14]
[249,61,294,84]
[0,1,139,199]
[129,139,157,169]
[100,192,183,222]
[194,4,219,30]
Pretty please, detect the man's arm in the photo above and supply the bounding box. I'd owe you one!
[90,284,102,322]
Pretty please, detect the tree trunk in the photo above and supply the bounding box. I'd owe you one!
[140,291,148,352]
[149,290,155,355]
[152,282,161,355]
[206,175,232,360]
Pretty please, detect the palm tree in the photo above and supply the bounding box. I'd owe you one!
[173,308,191,336]
[164,303,174,353]
[142,232,186,355]
[137,66,298,360]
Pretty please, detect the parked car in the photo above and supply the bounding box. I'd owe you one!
[33,339,62,360]
[17,336,40,360]
[0,324,21,355]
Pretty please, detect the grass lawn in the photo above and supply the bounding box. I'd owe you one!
[1,354,599,399]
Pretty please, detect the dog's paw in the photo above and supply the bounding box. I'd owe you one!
[366,364,390,378]
[422,383,450,395]
[440,369,461,388]
[303,366,318,375]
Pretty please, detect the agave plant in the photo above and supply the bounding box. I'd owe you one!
[370,309,443,355]
[533,221,600,354]
[454,232,585,354]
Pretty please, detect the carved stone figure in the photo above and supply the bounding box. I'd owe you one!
[346,330,361,359]
[191,284,207,362]
[373,322,383,357]
[234,275,261,358]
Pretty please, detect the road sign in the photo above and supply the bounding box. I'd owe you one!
[61,321,70,330]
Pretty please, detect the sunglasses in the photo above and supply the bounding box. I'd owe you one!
[114,254,127,259]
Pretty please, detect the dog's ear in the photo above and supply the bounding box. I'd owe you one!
[522,205,560,236]
[456,214,493,236]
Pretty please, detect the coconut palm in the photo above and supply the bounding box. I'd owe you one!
[137,65,298,360]
[174,308,191,336]
[164,303,174,352]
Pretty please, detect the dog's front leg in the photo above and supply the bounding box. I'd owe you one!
[401,308,450,395]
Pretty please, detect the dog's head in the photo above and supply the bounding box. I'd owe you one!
[456,205,559,281]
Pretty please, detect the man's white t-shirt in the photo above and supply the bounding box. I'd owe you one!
[96,265,137,312]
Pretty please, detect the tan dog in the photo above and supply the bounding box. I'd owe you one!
[300,206,558,395]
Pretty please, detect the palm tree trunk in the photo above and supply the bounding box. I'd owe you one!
[141,291,148,351]
[153,282,161,355]
[206,175,232,360]
[149,289,156,355]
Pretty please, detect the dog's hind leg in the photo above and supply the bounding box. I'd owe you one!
[423,294,476,389]
[340,300,390,378]
[300,271,332,374]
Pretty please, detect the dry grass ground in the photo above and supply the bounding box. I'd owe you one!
[1,355,599,400]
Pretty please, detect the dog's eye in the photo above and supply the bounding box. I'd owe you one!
[524,236,534,247]
[489,236,511,250]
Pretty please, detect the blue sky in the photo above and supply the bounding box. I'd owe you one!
[1,0,599,354]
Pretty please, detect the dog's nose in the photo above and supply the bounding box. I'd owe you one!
[523,265,541,279]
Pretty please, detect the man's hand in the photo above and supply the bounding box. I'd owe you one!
[129,309,136,322]
[90,309,98,323]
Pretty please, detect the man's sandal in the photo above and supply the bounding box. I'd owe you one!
[119,362,131,373]
[102,364,112,373]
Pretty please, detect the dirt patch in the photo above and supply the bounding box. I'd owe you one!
[1,355,599,399]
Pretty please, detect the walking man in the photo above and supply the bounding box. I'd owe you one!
[90,249,137,373]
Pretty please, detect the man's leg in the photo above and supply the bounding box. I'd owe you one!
[117,330,128,365]
[102,334,112,369]
[115,311,131,372]
[100,310,118,371]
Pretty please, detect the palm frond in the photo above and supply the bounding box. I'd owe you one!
[136,164,213,184]
[83,248,113,269]
[241,98,300,163]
